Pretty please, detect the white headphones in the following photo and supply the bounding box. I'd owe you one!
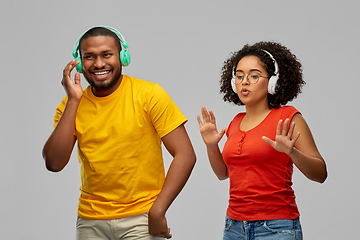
[231,71,238,93]
[231,49,279,95]
[262,50,279,95]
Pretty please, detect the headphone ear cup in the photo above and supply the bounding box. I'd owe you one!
[74,57,83,73]
[120,49,131,66]
[268,76,277,95]
[231,77,237,93]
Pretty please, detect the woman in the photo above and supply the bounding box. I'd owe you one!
[197,41,327,240]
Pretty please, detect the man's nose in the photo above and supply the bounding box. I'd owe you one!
[94,57,106,68]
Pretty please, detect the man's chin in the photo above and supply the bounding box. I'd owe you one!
[89,81,112,89]
[87,78,119,90]
[84,69,121,90]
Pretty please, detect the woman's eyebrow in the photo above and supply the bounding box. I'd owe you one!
[235,69,262,73]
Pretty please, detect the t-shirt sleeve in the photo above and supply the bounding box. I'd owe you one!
[147,84,187,138]
[52,95,77,136]
[226,113,244,138]
[226,119,234,137]
[53,96,68,129]
[283,106,301,121]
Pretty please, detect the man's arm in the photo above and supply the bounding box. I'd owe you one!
[148,124,196,239]
[42,60,82,172]
[42,101,78,172]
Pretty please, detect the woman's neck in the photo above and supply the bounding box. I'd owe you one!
[240,103,272,131]
[245,102,271,119]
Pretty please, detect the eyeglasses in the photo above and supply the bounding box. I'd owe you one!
[233,72,268,85]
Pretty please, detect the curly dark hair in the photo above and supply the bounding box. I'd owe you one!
[220,41,305,108]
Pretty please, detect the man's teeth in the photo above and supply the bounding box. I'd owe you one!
[94,71,110,75]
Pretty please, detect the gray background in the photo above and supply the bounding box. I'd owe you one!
[1,0,359,239]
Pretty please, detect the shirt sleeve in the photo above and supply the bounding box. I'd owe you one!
[283,106,301,121]
[147,84,187,138]
[52,95,76,136]
[53,96,68,129]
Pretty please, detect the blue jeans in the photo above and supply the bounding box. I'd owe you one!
[223,215,303,240]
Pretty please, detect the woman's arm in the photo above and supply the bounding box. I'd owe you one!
[290,113,327,183]
[262,113,327,183]
[197,106,228,180]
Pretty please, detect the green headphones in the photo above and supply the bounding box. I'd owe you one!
[72,26,131,73]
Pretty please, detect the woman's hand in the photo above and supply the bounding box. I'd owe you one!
[262,118,300,156]
[197,106,226,146]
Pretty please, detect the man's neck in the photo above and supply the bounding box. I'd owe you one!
[92,75,123,97]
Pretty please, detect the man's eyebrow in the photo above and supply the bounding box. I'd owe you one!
[83,49,114,55]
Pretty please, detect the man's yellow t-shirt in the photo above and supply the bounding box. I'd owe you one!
[53,75,187,220]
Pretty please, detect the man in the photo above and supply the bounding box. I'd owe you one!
[42,26,196,239]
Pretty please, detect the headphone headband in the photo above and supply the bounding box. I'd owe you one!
[73,26,131,73]
[261,49,279,76]
[73,26,128,54]
[262,49,279,95]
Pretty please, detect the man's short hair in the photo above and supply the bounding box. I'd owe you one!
[79,27,122,55]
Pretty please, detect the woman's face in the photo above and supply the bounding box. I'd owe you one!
[234,55,270,107]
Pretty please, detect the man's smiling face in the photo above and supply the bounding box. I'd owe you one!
[80,35,122,97]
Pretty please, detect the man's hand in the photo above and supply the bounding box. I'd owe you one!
[148,208,172,239]
[61,60,83,102]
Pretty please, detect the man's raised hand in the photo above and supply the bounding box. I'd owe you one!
[61,60,83,102]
